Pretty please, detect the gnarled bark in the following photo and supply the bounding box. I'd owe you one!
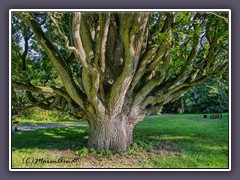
[12,11,229,152]
[87,112,140,152]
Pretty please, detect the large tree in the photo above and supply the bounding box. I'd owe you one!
[11,11,229,152]
[162,77,229,114]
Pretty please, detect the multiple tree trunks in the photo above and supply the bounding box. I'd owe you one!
[12,11,228,151]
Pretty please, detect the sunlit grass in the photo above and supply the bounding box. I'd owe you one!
[11,113,229,169]
[12,107,83,126]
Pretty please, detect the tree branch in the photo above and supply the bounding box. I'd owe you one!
[72,12,97,75]
[207,12,228,23]
[71,12,106,115]
[141,75,211,109]
[100,13,110,73]
[12,96,54,110]
[129,45,158,92]
[17,12,85,110]
[47,12,77,53]
[49,95,63,110]
[108,13,149,114]
[12,81,72,103]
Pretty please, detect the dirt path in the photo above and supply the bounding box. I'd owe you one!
[12,115,165,131]
[146,114,173,118]
[12,114,227,132]
[12,121,88,132]
[148,114,228,124]
[12,115,170,132]
[186,118,228,124]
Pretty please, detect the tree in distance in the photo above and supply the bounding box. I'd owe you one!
[12,11,229,152]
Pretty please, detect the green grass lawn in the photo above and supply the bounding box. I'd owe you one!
[12,107,83,126]
[12,119,83,126]
[11,113,229,169]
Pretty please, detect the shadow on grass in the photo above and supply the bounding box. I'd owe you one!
[12,115,228,159]
[12,126,89,151]
[133,117,228,157]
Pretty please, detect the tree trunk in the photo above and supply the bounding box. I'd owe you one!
[87,114,134,152]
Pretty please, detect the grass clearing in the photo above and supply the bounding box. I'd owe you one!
[12,107,83,126]
[11,113,229,169]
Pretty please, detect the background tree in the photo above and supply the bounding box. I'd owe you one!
[11,11,229,152]
[162,77,229,114]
